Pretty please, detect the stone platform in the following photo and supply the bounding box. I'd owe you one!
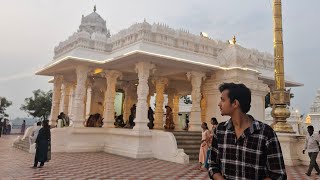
[0,135,319,179]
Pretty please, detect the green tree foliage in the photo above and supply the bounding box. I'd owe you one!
[181,95,192,104]
[0,97,12,117]
[20,89,52,121]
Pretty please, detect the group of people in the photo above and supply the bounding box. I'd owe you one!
[56,112,70,128]
[30,120,51,169]
[0,118,12,136]
[198,118,218,171]
[85,113,104,127]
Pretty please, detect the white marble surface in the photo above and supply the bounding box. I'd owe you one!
[47,127,189,164]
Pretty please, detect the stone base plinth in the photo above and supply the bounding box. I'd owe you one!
[47,127,189,164]
[277,134,305,166]
[188,111,202,131]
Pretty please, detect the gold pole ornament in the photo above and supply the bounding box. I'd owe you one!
[270,0,294,133]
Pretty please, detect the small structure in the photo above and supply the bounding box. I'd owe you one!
[35,7,302,163]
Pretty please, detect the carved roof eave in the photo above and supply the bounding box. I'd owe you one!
[36,49,261,77]
[258,75,303,87]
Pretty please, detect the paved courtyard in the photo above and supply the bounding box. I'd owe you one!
[0,135,318,180]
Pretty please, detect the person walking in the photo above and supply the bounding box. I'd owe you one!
[29,122,42,145]
[303,125,320,176]
[21,120,26,135]
[32,120,51,168]
[208,83,286,179]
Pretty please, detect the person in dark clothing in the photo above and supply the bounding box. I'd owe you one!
[147,107,154,129]
[32,120,51,168]
[21,120,26,134]
[128,104,136,128]
[2,119,8,135]
[114,115,125,128]
[0,118,3,137]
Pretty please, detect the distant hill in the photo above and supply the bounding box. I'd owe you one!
[11,117,39,126]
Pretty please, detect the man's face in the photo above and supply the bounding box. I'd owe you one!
[218,90,234,116]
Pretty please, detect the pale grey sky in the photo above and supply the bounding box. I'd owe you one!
[0,0,319,119]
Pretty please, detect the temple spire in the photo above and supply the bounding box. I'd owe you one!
[93,5,96,12]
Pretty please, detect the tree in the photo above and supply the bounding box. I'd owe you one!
[0,97,12,117]
[181,95,192,104]
[20,89,52,121]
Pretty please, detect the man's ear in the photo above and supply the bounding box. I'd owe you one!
[233,99,240,108]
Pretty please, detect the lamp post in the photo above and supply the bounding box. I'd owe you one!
[270,0,295,133]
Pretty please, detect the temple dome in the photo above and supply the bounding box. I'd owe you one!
[78,6,110,37]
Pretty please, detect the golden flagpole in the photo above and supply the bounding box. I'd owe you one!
[270,0,294,133]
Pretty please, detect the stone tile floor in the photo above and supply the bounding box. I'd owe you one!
[0,135,319,180]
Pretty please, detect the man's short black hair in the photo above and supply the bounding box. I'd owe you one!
[307,125,314,131]
[219,83,251,113]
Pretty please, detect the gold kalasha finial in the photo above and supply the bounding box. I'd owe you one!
[94,5,96,12]
[232,35,236,45]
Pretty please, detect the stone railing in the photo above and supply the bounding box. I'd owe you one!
[54,31,112,59]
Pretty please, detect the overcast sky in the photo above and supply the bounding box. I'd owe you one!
[0,0,319,119]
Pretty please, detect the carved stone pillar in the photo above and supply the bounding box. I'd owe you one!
[133,62,155,131]
[67,84,75,119]
[173,94,181,130]
[59,81,72,115]
[103,70,122,128]
[122,82,135,122]
[201,92,207,123]
[167,88,174,108]
[49,75,63,126]
[71,65,89,127]
[85,80,93,119]
[152,77,168,129]
[187,71,206,131]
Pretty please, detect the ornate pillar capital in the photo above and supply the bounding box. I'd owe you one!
[104,70,123,81]
[152,77,169,91]
[135,62,156,79]
[53,74,64,83]
[186,71,206,86]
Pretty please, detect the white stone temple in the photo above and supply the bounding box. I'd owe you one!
[34,7,303,164]
[308,89,320,132]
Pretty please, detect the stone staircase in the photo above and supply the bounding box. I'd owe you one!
[13,138,30,152]
[172,131,202,162]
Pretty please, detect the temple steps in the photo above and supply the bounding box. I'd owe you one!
[172,131,202,162]
[13,138,30,152]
